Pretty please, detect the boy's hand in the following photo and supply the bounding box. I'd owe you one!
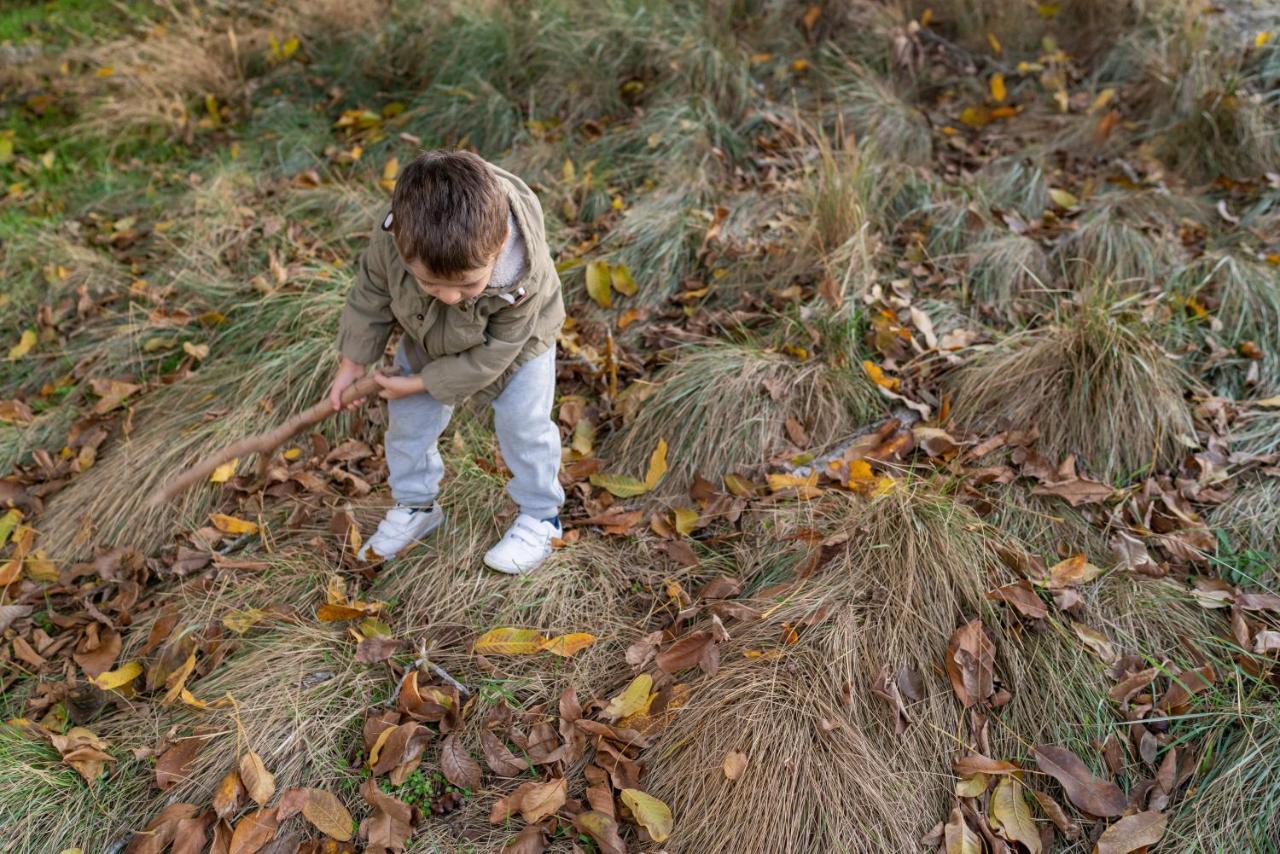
[372,370,426,401]
[328,357,368,411]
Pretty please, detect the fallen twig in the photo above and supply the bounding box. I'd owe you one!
[147,375,382,508]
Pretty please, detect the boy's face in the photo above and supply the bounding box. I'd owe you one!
[402,223,508,306]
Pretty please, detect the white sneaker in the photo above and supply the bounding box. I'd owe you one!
[358,504,445,561]
[483,514,561,575]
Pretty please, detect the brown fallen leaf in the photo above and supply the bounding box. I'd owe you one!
[124,802,200,854]
[952,754,1020,776]
[371,722,431,776]
[481,729,529,777]
[229,806,278,854]
[574,810,626,854]
[301,788,353,842]
[655,629,716,673]
[985,580,1048,619]
[1032,788,1081,840]
[1095,810,1168,853]
[520,777,567,823]
[50,726,116,786]
[944,807,982,854]
[1045,554,1104,588]
[502,823,548,853]
[213,768,246,820]
[722,750,748,780]
[359,777,417,854]
[1034,744,1127,817]
[439,733,482,791]
[240,751,275,806]
[155,733,210,790]
[945,619,995,708]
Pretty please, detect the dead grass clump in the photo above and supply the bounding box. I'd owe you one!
[1210,478,1280,554]
[38,289,345,559]
[1163,700,1280,850]
[607,342,884,491]
[646,485,1073,850]
[948,298,1198,482]
[0,724,152,853]
[974,154,1050,220]
[1173,251,1280,393]
[982,485,1110,562]
[823,54,932,168]
[965,233,1053,313]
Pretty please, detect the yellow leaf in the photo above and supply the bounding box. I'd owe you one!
[0,137,12,165]
[1089,87,1116,114]
[539,632,597,657]
[1037,2,1060,17]
[161,652,197,705]
[955,773,988,797]
[283,447,302,460]
[987,32,1002,54]
[474,627,546,655]
[1256,31,1272,48]
[95,65,114,77]
[380,156,399,192]
[610,263,638,296]
[604,674,653,721]
[209,513,258,535]
[179,688,207,709]
[8,329,37,360]
[223,608,269,634]
[589,472,649,498]
[766,470,820,496]
[586,260,611,308]
[644,438,668,490]
[210,458,239,484]
[861,360,900,391]
[280,36,300,60]
[620,789,673,843]
[672,507,699,536]
[316,603,376,622]
[39,150,54,170]
[0,509,21,548]
[572,418,595,456]
[91,661,142,692]
[1048,187,1079,209]
[723,473,755,497]
[25,550,59,583]
[959,106,992,128]
[988,777,1041,853]
[183,341,209,360]
[989,72,1006,103]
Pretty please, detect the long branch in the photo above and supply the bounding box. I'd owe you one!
[148,375,383,508]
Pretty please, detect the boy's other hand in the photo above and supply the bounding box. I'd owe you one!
[372,371,426,401]
[329,357,368,411]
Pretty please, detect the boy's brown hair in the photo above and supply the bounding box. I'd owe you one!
[389,150,508,277]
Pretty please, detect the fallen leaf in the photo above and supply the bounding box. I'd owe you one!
[990,72,1007,103]
[156,733,209,790]
[589,472,649,498]
[1046,554,1104,588]
[620,788,673,842]
[945,619,995,708]
[519,777,567,822]
[644,438,669,489]
[213,768,246,820]
[539,632,596,657]
[988,776,1041,853]
[1071,621,1119,663]
[8,329,37,359]
[475,627,546,655]
[50,727,115,786]
[439,733,482,791]
[240,751,275,806]
[944,807,982,854]
[209,514,259,536]
[986,581,1047,619]
[722,750,748,780]
[210,459,239,484]
[604,673,653,721]
[92,661,143,692]
[574,810,626,854]
[302,788,353,842]
[1033,744,1127,817]
[359,777,416,854]
[1096,810,1167,853]
[229,807,278,854]
[586,260,611,308]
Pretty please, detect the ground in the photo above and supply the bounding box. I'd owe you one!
[1,1,1279,852]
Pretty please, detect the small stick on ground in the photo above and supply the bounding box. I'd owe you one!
[148,375,382,508]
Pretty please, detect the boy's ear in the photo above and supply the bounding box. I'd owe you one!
[381,212,394,231]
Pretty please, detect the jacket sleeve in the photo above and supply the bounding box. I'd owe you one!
[419,294,542,406]
[336,229,397,365]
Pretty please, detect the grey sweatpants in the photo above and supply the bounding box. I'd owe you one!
[385,343,564,520]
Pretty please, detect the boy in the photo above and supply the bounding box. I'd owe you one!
[328,150,566,574]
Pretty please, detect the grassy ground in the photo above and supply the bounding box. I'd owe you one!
[3,0,1280,851]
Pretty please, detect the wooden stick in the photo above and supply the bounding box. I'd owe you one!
[148,375,383,508]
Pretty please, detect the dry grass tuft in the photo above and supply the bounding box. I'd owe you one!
[607,342,884,492]
[822,49,932,167]
[965,232,1053,313]
[948,297,1198,482]
[647,484,1036,851]
[1210,478,1280,554]
[981,485,1111,562]
[38,289,345,559]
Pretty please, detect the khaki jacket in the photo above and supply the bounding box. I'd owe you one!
[336,165,565,406]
